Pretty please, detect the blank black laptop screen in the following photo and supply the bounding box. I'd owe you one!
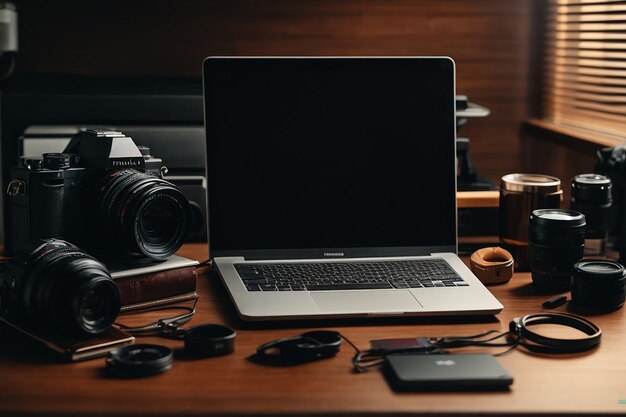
[204,57,456,256]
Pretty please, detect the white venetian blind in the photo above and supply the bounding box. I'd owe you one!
[544,0,626,140]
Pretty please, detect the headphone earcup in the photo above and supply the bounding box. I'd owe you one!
[300,331,342,356]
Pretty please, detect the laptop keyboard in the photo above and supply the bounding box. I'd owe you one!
[234,259,467,291]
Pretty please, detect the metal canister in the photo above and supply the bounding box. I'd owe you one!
[499,173,563,271]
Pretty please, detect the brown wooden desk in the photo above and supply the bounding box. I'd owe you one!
[1,243,626,416]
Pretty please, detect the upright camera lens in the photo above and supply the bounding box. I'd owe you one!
[571,174,612,256]
[572,260,626,311]
[4,239,120,335]
[99,169,190,260]
[529,209,586,291]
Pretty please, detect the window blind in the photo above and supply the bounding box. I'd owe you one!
[544,0,626,139]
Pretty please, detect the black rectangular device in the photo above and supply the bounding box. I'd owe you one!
[384,353,513,391]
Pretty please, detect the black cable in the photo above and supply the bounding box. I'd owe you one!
[350,330,517,372]
[350,313,601,371]
[337,332,361,355]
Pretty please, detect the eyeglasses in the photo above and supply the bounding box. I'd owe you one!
[114,300,237,358]
[115,300,198,339]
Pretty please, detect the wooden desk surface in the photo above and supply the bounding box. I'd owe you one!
[1,243,626,416]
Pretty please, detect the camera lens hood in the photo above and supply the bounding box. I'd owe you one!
[106,344,173,378]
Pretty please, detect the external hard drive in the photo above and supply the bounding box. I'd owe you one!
[384,353,513,391]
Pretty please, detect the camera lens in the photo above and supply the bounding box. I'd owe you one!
[572,260,626,311]
[529,209,586,291]
[5,239,120,335]
[99,169,190,260]
[571,174,612,256]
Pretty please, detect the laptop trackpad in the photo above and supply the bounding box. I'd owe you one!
[310,290,422,313]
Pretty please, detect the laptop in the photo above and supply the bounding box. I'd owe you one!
[203,56,503,321]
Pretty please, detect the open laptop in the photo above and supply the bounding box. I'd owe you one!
[203,57,503,321]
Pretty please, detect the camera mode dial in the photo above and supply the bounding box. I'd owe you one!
[42,153,71,170]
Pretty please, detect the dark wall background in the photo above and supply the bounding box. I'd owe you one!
[14,0,542,183]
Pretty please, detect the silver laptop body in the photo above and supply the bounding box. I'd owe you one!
[203,56,503,321]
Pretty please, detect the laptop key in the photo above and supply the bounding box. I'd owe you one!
[242,278,267,285]
[261,284,277,291]
[246,284,262,291]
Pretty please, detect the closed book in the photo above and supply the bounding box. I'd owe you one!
[120,291,198,313]
[107,255,200,309]
[113,265,198,307]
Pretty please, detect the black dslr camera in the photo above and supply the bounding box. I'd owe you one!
[6,130,190,260]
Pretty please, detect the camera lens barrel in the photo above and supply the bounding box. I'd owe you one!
[529,209,586,291]
[571,174,612,256]
[572,260,626,311]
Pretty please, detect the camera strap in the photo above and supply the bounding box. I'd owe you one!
[508,312,602,354]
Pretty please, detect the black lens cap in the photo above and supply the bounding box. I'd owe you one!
[573,260,625,280]
[106,344,173,378]
[184,324,236,357]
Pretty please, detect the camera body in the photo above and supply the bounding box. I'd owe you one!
[6,130,189,259]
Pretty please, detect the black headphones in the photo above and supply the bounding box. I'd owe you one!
[509,313,602,354]
[254,330,342,365]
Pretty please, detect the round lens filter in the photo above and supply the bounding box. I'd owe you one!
[106,344,173,378]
